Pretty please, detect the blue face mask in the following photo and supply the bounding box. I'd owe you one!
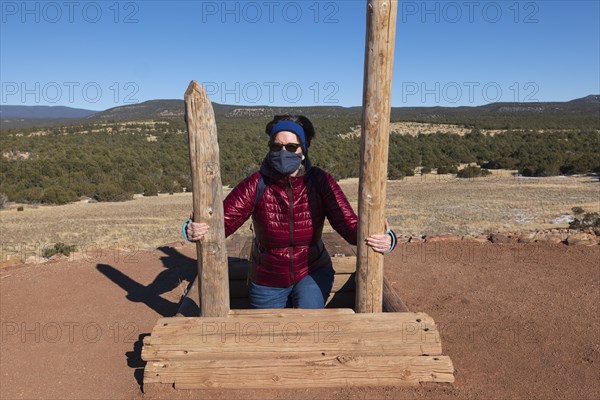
[267,150,303,175]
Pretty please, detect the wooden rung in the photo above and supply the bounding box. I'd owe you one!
[229,273,356,299]
[228,294,355,311]
[142,341,442,362]
[228,308,355,317]
[142,312,441,361]
[144,355,454,388]
[227,257,357,281]
[331,256,357,274]
[152,312,435,336]
[228,292,356,309]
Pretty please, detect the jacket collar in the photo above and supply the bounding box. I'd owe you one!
[259,154,313,187]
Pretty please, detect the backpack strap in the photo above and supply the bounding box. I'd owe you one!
[249,174,268,282]
[301,167,322,207]
[254,174,267,211]
[309,168,320,198]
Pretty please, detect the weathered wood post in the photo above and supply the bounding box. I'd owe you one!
[356,0,398,313]
[184,80,230,317]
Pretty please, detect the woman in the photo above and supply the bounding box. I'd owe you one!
[185,115,397,309]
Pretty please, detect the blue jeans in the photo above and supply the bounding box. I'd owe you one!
[248,264,335,309]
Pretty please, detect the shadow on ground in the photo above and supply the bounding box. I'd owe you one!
[96,245,199,391]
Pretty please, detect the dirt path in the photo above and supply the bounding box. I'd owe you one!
[1,240,599,399]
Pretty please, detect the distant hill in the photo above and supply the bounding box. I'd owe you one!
[85,95,600,122]
[391,96,600,118]
[480,96,600,114]
[85,100,186,122]
[85,99,360,122]
[0,105,98,119]
[1,95,597,129]
[568,94,600,104]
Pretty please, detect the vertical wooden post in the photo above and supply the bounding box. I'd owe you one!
[184,80,229,317]
[356,0,398,313]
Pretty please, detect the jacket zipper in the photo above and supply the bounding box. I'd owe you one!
[287,177,295,284]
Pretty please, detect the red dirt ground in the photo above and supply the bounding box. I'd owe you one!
[1,239,599,399]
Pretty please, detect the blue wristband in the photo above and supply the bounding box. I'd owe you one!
[182,218,192,242]
[385,229,397,253]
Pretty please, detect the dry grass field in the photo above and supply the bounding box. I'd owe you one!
[1,171,598,264]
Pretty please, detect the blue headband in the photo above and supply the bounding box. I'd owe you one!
[270,120,307,153]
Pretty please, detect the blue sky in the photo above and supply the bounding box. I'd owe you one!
[1,0,598,110]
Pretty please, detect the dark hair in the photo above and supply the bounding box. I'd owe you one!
[265,115,316,148]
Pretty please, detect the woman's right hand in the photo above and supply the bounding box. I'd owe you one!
[187,212,210,242]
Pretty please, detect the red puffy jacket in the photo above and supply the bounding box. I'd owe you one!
[223,162,358,287]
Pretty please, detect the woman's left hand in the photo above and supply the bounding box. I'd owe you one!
[365,219,393,254]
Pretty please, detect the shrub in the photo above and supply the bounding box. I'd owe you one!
[481,160,500,169]
[437,165,458,174]
[94,183,132,202]
[177,177,192,192]
[158,177,181,194]
[520,167,535,177]
[560,164,577,175]
[387,165,404,180]
[72,182,97,198]
[0,193,7,209]
[534,164,560,177]
[123,181,144,195]
[402,166,415,177]
[17,187,44,203]
[41,185,78,205]
[571,207,585,215]
[42,242,77,258]
[142,180,159,196]
[457,166,492,178]
[171,181,182,193]
[569,212,600,229]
